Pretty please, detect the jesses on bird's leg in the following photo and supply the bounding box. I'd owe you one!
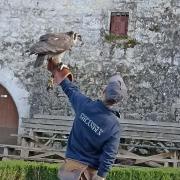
[47,74,54,91]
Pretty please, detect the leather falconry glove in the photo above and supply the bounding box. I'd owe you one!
[53,68,73,85]
[47,59,73,90]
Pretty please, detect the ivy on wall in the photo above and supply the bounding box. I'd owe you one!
[104,33,140,49]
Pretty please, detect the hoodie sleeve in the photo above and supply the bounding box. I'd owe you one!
[97,124,121,178]
[59,78,91,112]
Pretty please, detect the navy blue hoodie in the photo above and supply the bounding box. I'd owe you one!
[60,79,121,177]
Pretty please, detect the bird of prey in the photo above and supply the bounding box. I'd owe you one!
[28,31,82,68]
[27,31,82,91]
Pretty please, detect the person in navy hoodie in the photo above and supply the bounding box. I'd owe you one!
[52,67,127,180]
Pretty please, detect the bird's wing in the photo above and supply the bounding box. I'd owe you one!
[39,33,57,41]
[29,41,65,55]
[29,33,73,55]
[40,33,73,51]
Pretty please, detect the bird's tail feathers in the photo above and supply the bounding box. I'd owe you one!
[34,54,46,68]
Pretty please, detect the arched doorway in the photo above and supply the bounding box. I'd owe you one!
[0,84,19,144]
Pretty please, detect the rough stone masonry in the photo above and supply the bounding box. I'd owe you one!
[0,0,179,122]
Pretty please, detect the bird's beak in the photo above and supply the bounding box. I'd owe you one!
[77,34,82,41]
[80,41,84,46]
[78,35,84,46]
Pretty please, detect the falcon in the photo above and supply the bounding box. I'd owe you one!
[28,31,82,68]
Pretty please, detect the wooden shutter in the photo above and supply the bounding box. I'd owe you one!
[110,12,129,36]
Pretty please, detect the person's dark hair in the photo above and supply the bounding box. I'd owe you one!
[104,99,117,105]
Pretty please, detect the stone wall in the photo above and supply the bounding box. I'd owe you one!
[0,0,179,121]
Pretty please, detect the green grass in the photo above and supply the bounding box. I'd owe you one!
[0,160,180,180]
[0,160,59,180]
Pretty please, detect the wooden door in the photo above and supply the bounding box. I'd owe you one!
[0,85,18,144]
[110,13,129,36]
